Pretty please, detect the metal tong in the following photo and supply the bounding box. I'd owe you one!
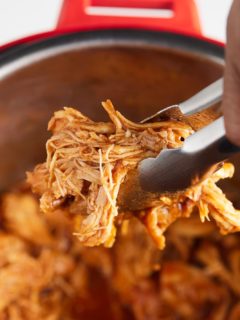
[139,78,240,194]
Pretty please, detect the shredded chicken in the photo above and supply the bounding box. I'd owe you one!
[0,192,88,319]
[1,188,240,319]
[0,190,127,320]
[27,100,240,248]
[2,99,240,319]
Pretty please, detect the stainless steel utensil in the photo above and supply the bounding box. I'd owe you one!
[140,78,240,193]
[141,78,223,123]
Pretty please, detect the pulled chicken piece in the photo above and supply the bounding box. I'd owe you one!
[27,100,240,248]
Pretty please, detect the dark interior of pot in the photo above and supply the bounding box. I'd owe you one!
[0,32,239,206]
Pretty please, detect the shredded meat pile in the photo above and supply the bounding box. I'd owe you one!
[2,100,240,319]
[1,188,240,320]
[27,100,240,248]
[0,188,128,320]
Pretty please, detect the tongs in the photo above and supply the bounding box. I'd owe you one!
[118,78,240,211]
[118,79,240,211]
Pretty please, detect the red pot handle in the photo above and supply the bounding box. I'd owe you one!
[57,0,202,36]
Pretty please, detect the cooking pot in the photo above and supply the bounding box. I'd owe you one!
[0,0,238,202]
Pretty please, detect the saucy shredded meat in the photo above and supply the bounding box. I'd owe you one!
[1,190,240,319]
[27,100,240,248]
[0,191,90,320]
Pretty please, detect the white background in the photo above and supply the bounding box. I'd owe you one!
[0,0,233,46]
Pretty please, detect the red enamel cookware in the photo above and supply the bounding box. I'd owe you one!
[0,0,233,196]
